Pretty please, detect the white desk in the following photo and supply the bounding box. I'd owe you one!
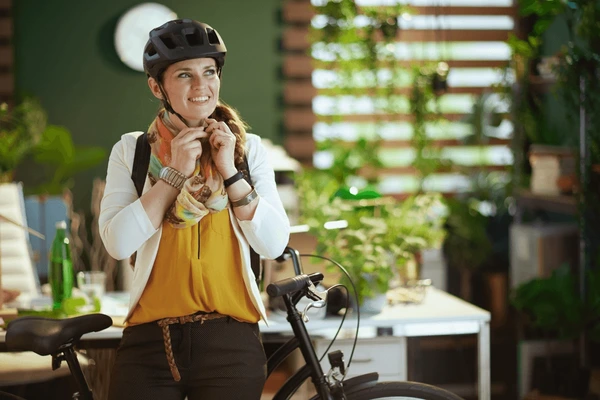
[262,288,491,400]
[1,288,490,399]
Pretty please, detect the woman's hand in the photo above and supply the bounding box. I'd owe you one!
[205,118,237,178]
[168,127,208,177]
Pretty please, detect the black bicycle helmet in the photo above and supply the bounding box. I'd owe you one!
[143,19,227,80]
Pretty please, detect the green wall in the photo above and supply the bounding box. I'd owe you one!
[13,0,283,210]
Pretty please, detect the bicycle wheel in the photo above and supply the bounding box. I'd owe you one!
[307,381,465,400]
[345,381,465,400]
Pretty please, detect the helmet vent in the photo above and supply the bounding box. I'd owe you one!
[160,36,177,50]
[206,29,220,45]
[146,44,157,57]
[185,32,203,47]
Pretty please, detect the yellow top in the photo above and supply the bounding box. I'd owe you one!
[128,208,260,325]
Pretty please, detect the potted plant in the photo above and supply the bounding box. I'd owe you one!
[511,265,600,398]
[295,165,446,309]
[16,114,107,283]
[26,124,106,196]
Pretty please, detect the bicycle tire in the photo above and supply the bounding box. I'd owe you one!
[313,381,465,400]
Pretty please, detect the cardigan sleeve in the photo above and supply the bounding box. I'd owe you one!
[235,134,291,259]
[99,134,158,260]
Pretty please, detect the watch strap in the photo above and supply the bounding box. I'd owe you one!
[223,170,244,188]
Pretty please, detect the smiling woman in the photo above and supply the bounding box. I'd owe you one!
[148,58,221,129]
[98,18,290,400]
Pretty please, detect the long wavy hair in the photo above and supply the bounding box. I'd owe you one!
[209,101,248,168]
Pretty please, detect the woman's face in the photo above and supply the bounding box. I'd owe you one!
[149,57,220,128]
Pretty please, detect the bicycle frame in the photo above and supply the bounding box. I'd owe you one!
[59,346,93,400]
[264,293,380,400]
[265,247,379,399]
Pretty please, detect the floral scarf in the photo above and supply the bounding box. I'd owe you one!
[146,112,229,228]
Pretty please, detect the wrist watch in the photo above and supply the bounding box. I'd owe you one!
[159,166,187,190]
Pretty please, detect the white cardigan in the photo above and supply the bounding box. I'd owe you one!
[99,132,290,323]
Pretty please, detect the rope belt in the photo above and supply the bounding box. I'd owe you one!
[156,312,228,381]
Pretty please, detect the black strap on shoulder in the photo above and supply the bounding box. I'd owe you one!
[131,132,151,198]
[241,154,262,286]
[130,136,262,286]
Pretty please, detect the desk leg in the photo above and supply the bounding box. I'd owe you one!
[399,336,407,381]
[478,321,491,400]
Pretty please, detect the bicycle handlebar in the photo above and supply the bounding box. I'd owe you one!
[266,272,324,298]
[275,246,303,275]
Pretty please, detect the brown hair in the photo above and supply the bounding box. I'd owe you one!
[209,101,248,167]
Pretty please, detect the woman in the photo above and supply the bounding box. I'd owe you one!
[99,19,290,400]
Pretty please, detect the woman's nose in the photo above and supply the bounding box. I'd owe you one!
[192,76,205,90]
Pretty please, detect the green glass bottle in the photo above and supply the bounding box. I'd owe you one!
[48,220,74,310]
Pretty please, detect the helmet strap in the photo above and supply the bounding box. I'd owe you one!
[157,83,190,128]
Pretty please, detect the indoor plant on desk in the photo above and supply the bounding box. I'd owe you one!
[295,167,446,311]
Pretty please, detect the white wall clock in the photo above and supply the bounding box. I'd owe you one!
[114,3,177,72]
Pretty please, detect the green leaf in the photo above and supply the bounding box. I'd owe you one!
[62,147,106,176]
[33,125,75,164]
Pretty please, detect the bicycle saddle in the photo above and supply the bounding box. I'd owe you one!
[5,313,113,356]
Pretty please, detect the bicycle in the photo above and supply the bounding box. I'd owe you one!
[3,246,465,400]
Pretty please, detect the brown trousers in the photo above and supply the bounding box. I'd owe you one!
[108,316,266,400]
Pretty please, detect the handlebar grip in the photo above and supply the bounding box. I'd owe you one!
[266,272,325,298]
[267,275,311,298]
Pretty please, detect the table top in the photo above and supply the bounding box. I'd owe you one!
[0,287,490,344]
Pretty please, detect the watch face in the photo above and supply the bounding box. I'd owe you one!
[114,2,177,72]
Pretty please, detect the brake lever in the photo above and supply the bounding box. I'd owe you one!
[300,282,329,322]
[306,281,328,301]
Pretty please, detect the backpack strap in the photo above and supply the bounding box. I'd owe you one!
[241,154,262,286]
[131,132,151,198]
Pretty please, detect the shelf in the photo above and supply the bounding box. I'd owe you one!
[516,189,577,215]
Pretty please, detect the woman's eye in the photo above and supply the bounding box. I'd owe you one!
[205,69,216,76]
[178,72,191,78]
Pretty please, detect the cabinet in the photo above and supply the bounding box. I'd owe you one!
[313,336,405,382]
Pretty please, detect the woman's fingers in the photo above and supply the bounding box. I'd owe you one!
[175,127,208,143]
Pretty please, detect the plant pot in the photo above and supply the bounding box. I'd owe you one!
[530,353,591,398]
[357,293,387,314]
[529,145,576,196]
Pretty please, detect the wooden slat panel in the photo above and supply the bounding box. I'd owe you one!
[284,27,512,51]
[285,81,317,104]
[0,17,11,37]
[285,134,315,159]
[0,72,14,94]
[283,54,315,77]
[286,108,466,131]
[285,108,317,131]
[285,132,510,169]
[378,165,509,174]
[285,81,491,105]
[287,133,509,148]
[283,55,508,78]
[0,46,12,67]
[284,1,516,24]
